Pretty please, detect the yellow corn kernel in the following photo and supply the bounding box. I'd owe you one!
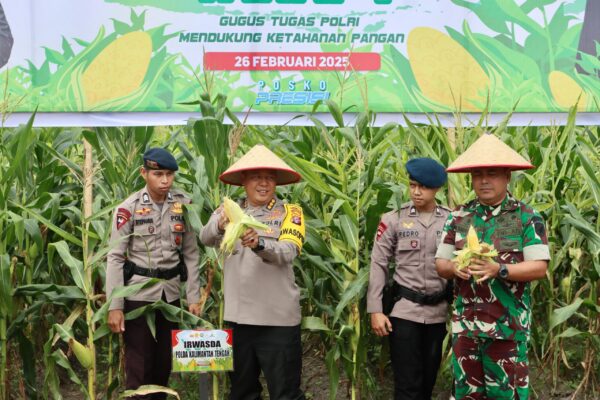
[548,71,587,111]
[407,27,490,111]
[82,31,152,106]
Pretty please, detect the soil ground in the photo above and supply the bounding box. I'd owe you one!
[53,335,588,400]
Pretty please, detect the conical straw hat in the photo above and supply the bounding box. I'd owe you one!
[219,144,301,186]
[447,133,534,172]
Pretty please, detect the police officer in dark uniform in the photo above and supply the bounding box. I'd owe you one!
[106,148,200,399]
[367,158,451,400]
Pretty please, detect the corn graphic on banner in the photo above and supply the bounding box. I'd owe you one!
[1,0,599,126]
[172,329,234,373]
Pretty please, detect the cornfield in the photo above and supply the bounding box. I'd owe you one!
[0,96,598,399]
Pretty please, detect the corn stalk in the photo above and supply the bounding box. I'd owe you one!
[83,139,96,397]
[0,101,598,398]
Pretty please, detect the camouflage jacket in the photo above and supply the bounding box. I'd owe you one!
[435,193,550,341]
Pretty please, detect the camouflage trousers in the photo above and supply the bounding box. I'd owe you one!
[452,334,529,400]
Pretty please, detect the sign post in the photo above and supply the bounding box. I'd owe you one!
[172,329,234,399]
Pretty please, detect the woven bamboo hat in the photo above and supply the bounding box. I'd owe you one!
[219,144,301,186]
[447,132,534,172]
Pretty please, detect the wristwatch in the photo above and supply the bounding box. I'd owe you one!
[252,237,265,252]
[498,263,509,279]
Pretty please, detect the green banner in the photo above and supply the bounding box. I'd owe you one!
[1,0,598,115]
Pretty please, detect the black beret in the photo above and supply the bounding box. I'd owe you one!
[406,157,447,188]
[143,148,178,171]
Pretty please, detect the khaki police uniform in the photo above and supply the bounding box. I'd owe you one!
[201,197,301,326]
[200,196,305,400]
[367,202,450,322]
[367,201,450,400]
[105,186,200,396]
[106,187,200,308]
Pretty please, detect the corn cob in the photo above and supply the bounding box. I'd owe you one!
[407,27,490,110]
[69,338,93,370]
[220,197,269,254]
[548,71,587,111]
[81,31,152,106]
[452,225,498,271]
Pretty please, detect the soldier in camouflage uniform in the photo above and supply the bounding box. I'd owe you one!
[435,133,550,400]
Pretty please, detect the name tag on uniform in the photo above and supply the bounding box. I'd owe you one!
[172,329,233,372]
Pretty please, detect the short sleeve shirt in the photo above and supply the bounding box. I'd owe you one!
[435,193,550,341]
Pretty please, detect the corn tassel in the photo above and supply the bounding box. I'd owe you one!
[220,197,269,254]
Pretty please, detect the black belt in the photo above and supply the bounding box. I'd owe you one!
[123,259,187,283]
[383,281,453,314]
[395,283,450,305]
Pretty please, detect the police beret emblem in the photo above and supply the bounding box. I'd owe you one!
[146,160,159,169]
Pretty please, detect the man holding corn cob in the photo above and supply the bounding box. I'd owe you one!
[200,144,306,400]
[435,133,550,400]
[367,157,451,400]
[105,148,201,399]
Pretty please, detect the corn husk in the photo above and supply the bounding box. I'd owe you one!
[220,197,269,254]
[69,338,93,370]
[452,225,498,271]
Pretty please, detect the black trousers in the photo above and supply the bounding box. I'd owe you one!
[389,317,447,400]
[124,297,180,400]
[226,322,305,400]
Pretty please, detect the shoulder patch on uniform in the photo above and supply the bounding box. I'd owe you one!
[116,208,131,230]
[376,221,387,241]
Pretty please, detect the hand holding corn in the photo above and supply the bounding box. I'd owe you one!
[240,228,260,249]
[220,197,269,254]
[452,225,499,283]
[468,258,501,283]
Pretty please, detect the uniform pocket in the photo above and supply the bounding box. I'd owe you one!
[132,227,156,252]
[497,238,524,264]
[396,239,421,265]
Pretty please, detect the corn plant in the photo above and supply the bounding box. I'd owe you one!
[0,97,598,399]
